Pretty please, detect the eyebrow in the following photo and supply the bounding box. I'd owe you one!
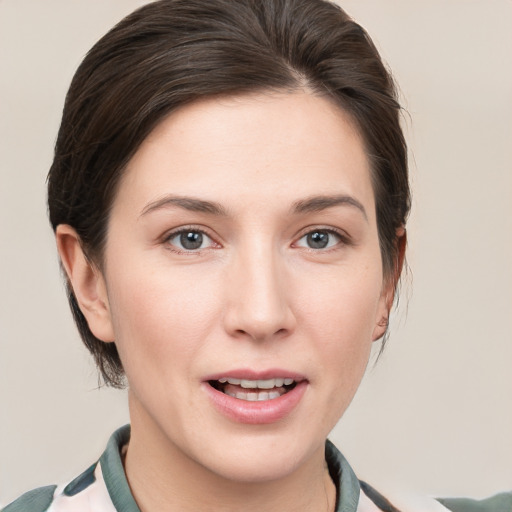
[140,193,367,220]
[291,194,368,221]
[140,195,229,217]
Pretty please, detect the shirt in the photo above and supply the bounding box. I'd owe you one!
[2,425,511,512]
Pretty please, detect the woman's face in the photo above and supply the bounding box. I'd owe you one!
[95,91,391,482]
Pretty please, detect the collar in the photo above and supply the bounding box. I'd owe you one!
[99,425,364,512]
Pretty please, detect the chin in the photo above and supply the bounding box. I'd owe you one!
[188,424,328,485]
[201,441,313,484]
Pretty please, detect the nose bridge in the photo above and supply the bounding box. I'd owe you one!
[224,237,295,341]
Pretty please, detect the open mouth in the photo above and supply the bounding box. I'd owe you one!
[209,377,298,401]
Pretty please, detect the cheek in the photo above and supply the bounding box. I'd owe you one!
[297,260,383,342]
[295,263,382,416]
[105,260,223,381]
[314,286,377,383]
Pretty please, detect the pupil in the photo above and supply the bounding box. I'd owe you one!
[180,231,203,250]
[308,231,328,249]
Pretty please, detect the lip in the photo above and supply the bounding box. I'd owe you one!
[204,368,306,382]
[203,368,308,425]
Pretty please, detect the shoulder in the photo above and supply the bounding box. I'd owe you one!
[326,441,512,512]
[358,485,512,512]
[1,461,113,512]
[1,426,131,512]
[1,486,57,512]
[438,492,512,512]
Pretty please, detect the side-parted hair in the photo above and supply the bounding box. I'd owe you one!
[48,0,410,387]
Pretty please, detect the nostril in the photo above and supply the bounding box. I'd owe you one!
[232,326,289,342]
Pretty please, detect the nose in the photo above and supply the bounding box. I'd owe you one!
[222,244,296,342]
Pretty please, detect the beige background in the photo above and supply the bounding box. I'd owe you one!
[1,0,511,505]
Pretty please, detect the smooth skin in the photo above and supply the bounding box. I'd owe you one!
[57,91,400,512]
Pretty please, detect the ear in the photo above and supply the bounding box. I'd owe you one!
[56,224,115,342]
[372,227,407,341]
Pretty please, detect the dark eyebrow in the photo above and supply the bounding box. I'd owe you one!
[291,194,368,221]
[140,195,229,217]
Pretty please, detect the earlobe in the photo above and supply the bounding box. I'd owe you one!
[372,315,389,342]
[372,227,407,342]
[56,225,115,342]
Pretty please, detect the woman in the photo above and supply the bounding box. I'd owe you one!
[2,1,510,511]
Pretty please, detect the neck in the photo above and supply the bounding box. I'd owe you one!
[124,396,336,512]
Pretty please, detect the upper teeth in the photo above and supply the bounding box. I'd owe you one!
[218,377,294,389]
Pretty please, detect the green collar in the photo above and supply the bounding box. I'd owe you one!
[100,425,361,512]
[100,426,140,512]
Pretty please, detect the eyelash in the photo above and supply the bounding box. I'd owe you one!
[293,227,350,252]
[162,226,350,254]
[163,226,219,254]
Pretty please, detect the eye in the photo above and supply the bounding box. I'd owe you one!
[166,229,216,252]
[295,229,342,250]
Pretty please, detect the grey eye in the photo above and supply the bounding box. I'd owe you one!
[168,230,214,251]
[180,231,203,250]
[296,230,340,250]
[308,231,329,249]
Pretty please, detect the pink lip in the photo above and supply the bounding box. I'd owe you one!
[202,369,308,425]
[204,368,306,382]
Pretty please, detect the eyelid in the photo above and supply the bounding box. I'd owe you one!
[292,226,351,250]
[163,225,221,253]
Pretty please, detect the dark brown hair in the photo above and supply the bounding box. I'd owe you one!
[48,0,410,387]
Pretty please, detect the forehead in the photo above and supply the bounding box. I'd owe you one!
[115,91,374,218]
